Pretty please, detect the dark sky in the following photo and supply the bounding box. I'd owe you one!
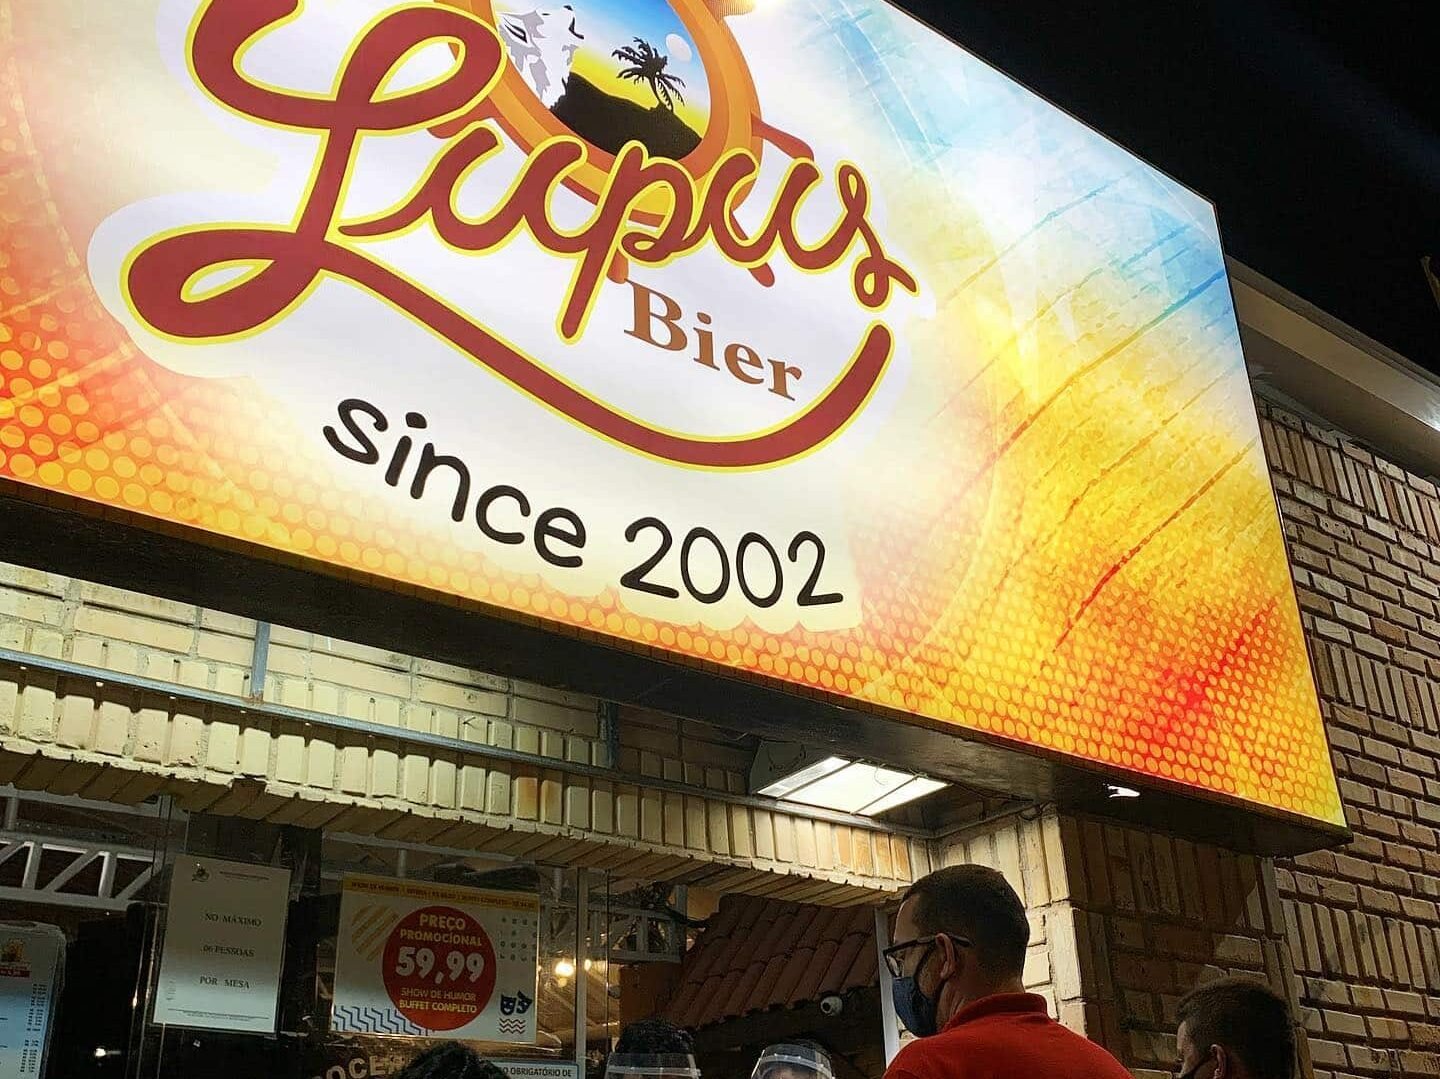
[890,0,1440,370]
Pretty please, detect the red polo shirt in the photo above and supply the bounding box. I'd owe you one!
[883,994,1132,1079]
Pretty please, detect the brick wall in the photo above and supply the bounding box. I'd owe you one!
[928,806,1311,1079]
[1260,399,1440,1078]
[0,564,929,902]
[933,809,1078,1024]
[1057,815,1305,1078]
[934,808,1304,1076]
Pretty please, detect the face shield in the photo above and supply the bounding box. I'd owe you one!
[605,1054,703,1079]
[750,1044,835,1079]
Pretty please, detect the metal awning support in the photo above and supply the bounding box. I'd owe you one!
[0,786,163,911]
[249,620,271,700]
[875,908,901,1064]
[575,869,591,1067]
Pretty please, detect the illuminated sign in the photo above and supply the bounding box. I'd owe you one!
[0,0,1341,824]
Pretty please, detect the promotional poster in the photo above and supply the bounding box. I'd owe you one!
[332,876,540,1042]
[0,0,1341,824]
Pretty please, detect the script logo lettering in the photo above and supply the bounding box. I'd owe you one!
[123,0,918,468]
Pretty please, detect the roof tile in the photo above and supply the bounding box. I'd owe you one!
[841,934,878,990]
[768,942,814,1007]
[688,968,743,1028]
[753,953,792,1011]
[817,926,869,995]
[774,904,820,958]
[790,939,840,1006]
[667,978,702,1024]
[664,895,879,1029]
[719,956,769,1021]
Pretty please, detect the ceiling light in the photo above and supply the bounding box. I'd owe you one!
[553,958,576,979]
[751,741,947,816]
[785,762,913,814]
[755,753,848,798]
[1106,784,1140,799]
[861,776,948,816]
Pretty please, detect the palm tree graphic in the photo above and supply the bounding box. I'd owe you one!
[612,38,686,112]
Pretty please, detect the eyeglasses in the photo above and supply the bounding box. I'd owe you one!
[881,933,972,978]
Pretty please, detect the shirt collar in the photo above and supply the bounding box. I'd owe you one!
[941,992,1050,1032]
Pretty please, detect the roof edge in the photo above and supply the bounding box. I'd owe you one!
[1229,258,1440,479]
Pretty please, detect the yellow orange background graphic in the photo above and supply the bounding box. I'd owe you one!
[0,0,1342,825]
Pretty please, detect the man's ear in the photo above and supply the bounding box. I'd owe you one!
[1211,1045,1230,1079]
[935,933,963,981]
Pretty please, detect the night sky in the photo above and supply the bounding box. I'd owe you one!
[889,0,1440,371]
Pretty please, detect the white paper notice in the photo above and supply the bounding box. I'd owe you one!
[152,856,291,1034]
[0,923,65,1078]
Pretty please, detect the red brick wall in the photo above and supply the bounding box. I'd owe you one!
[1056,814,1296,1079]
[1261,398,1440,1078]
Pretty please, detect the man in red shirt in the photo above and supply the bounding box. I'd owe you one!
[881,866,1132,1079]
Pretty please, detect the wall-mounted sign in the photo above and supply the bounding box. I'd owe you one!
[0,922,64,1078]
[153,856,292,1033]
[333,876,540,1042]
[0,0,1340,825]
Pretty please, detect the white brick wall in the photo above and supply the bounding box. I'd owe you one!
[0,563,930,903]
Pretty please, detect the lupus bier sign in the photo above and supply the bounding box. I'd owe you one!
[0,0,1342,824]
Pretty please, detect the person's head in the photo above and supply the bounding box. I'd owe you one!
[752,1040,833,1079]
[1175,977,1295,1079]
[396,1043,510,1079]
[614,1017,695,1058]
[885,865,1030,1037]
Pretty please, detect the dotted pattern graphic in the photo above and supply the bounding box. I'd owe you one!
[0,1,1343,825]
[496,915,537,965]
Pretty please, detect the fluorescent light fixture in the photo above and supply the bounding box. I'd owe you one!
[786,762,913,813]
[862,776,948,816]
[752,742,946,816]
[756,754,849,798]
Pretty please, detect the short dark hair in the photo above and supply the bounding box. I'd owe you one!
[1177,977,1295,1079]
[396,1043,509,1079]
[614,1017,695,1057]
[900,865,1029,977]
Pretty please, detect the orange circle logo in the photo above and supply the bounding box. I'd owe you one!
[439,0,771,220]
